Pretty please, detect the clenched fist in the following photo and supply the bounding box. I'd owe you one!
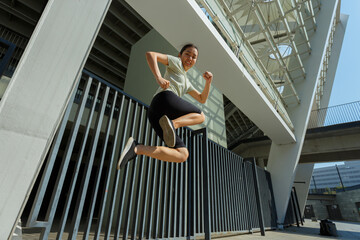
[203,71,213,83]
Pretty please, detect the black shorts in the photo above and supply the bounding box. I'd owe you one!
[148,91,202,148]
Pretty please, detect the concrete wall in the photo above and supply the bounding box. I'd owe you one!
[307,189,360,222]
[124,29,227,147]
[306,199,333,220]
[337,189,360,222]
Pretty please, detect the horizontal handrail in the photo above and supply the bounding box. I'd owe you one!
[308,101,360,129]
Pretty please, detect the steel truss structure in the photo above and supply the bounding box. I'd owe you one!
[197,0,340,145]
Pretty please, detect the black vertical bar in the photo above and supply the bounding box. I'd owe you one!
[213,146,222,232]
[196,135,201,233]
[95,94,125,240]
[246,158,265,236]
[236,157,245,231]
[83,90,118,240]
[0,39,15,76]
[166,161,174,238]
[172,140,180,237]
[55,81,102,240]
[290,189,300,227]
[219,147,226,231]
[106,98,132,239]
[292,187,304,225]
[114,100,138,239]
[123,105,145,239]
[219,147,227,231]
[187,129,193,239]
[202,129,211,239]
[146,137,160,239]
[183,128,189,237]
[104,98,132,240]
[229,153,238,231]
[225,150,235,231]
[193,128,211,239]
[189,131,196,238]
[220,148,228,231]
[179,129,185,237]
[40,79,96,240]
[215,142,223,232]
[161,161,170,239]
[199,135,204,232]
[208,142,215,232]
[68,86,110,240]
[131,112,150,238]
[242,161,252,232]
[312,176,317,191]
[154,161,164,239]
[234,157,242,231]
[138,130,156,239]
[336,165,346,191]
[237,156,245,231]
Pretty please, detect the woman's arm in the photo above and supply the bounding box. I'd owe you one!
[146,51,170,89]
[188,71,213,104]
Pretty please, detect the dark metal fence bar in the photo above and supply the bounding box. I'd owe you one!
[292,187,303,226]
[245,158,265,236]
[284,191,295,226]
[22,70,279,240]
[284,187,302,227]
[257,167,277,229]
[291,189,300,227]
[193,128,211,239]
[138,128,155,239]
[308,101,360,128]
[0,37,16,78]
[0,25,29,77]
[244,161,258,230]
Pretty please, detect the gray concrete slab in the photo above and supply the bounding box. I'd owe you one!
[221,220,360,240]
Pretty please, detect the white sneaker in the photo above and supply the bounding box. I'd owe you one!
[117,137,137,170]
[159,115,176,147]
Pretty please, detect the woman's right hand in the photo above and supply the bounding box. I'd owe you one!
[156,77,170,89]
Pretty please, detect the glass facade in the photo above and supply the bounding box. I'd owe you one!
[310,160,360,190]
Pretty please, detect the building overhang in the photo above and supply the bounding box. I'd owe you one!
[126,0,296,144]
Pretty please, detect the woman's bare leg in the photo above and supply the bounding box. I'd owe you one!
[172,112,205,129]
[135,145,188,163]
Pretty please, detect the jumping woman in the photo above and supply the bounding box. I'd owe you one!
[117,44,213,169]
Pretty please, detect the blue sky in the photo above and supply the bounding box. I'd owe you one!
[328,0,360,106]
[315,0,359,169]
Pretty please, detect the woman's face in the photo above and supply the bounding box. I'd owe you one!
[179,47,198,71]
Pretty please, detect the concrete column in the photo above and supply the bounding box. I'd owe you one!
[266,0,342,226]
[293,163,315,218]
[0,0,112,238]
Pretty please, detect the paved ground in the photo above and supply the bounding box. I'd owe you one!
[221,220,360,240]
[21,220,360,239]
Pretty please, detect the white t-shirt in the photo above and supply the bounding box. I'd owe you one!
[154,55,195,97]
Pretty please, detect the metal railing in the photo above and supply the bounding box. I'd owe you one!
[284,187,303,227]
[21,70,278,239]
[0,25,29,78]
[308,101,360,129]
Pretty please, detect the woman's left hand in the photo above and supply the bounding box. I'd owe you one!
[203,71,213,83]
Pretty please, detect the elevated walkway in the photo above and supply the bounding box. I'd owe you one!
[233,101,360,164]
[234,120,360,164]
